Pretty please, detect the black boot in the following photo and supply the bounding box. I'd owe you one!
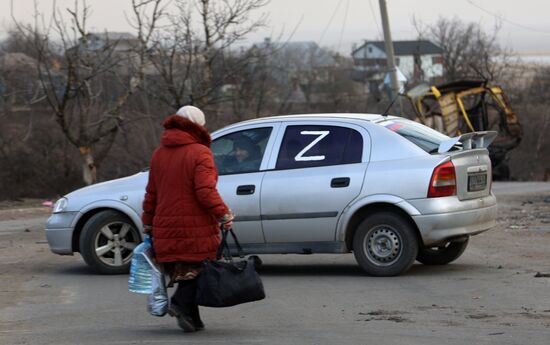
[168,303,196,333]
[189,304,205,330]
[170,281,198,333]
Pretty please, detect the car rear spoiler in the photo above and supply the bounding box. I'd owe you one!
[438,131,498,153]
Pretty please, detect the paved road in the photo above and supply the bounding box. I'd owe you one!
[1,182,549,345]
[492,181,550,196]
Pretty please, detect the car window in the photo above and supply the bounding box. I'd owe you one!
[379,119,450,153]
[276,125,363,170]
[212,127,272,175]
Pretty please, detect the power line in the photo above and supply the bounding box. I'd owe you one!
[467,0,550,35]
[319,0,344,45]
[337,0,350,52]
[368,0,383,38]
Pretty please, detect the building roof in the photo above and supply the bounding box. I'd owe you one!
[70,32,138,52]
[86,32,137,41]
[354,40,443,56]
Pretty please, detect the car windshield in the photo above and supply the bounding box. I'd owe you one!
[378,118,451,153]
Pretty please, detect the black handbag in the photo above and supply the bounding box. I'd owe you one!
[195,228,265,307]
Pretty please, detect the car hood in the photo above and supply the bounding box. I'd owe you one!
[65,171,148,206]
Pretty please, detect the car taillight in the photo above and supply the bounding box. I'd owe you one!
[428,161,456,198]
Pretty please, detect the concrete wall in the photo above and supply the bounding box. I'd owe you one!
[395,54,443,80]
[422,54,443,79]
[396,55,414,79]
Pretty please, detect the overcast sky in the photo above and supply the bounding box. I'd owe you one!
[1,0,548,54]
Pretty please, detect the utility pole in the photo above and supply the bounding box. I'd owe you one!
[378,0,402,113]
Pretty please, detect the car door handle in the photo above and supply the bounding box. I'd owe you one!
[236,185,256,195]
[331,177,350,188]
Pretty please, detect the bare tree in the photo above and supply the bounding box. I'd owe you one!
[228,41,364,118]
[510,66,550,180]
[414,17,518,83]
[142,0,269,126]
[11,0,165,185]
[0,28,42,59]
[228,46,274,118]
[0,30,44,117]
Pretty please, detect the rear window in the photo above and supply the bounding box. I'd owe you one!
[379,119,450,153]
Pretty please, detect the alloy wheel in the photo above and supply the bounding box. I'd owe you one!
[93,221,139,267]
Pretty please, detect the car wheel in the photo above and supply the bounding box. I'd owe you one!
[79,210,141,274]
[353,212,418,276]
[416,238,469,265]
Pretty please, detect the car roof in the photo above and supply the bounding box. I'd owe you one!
[225,113,398,127]
[213,113,431,161]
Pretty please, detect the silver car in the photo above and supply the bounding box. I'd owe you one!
[45,114,497,276]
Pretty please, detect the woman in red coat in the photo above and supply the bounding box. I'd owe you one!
[142,105,233,332]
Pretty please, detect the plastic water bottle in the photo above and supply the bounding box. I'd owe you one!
[128,236,153,294]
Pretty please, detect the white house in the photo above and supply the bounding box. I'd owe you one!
[352,40,444,84]
[75,32,140,52]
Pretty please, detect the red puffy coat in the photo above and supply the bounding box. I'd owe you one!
[142,115,230,263]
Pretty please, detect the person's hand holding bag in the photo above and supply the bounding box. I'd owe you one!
[220,211,234,231]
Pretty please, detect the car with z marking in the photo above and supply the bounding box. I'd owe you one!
[45,113,498,276]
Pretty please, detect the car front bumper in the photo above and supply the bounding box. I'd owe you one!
[45,212,79,255]
[409,194,498,246]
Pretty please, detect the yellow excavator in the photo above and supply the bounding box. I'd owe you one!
[406,80,522,179]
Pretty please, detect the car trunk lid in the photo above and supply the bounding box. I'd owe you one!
[446,149,492,201]
[436,131,496,201]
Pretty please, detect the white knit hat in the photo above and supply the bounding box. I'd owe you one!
[175,105,206,126]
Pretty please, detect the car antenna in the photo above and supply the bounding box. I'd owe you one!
[381,92,401,117]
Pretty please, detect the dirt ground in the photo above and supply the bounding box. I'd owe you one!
[0,186,549,344]
[1,192,550,310]
[0,206,53,312]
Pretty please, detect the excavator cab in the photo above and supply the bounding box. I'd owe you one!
[406,80,522,179]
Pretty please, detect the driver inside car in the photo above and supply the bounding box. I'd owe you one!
[224,136,262,173]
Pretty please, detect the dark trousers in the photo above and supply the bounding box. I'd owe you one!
[171,280,201,322]
[172,279,197,305]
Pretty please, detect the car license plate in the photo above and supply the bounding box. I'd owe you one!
[468,174,487,192]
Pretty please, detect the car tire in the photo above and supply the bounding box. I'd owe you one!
[353,212,418,276]
[416,238,469,265]
[79,210,141,275]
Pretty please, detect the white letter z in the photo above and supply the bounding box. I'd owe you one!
[294,131,330,161]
